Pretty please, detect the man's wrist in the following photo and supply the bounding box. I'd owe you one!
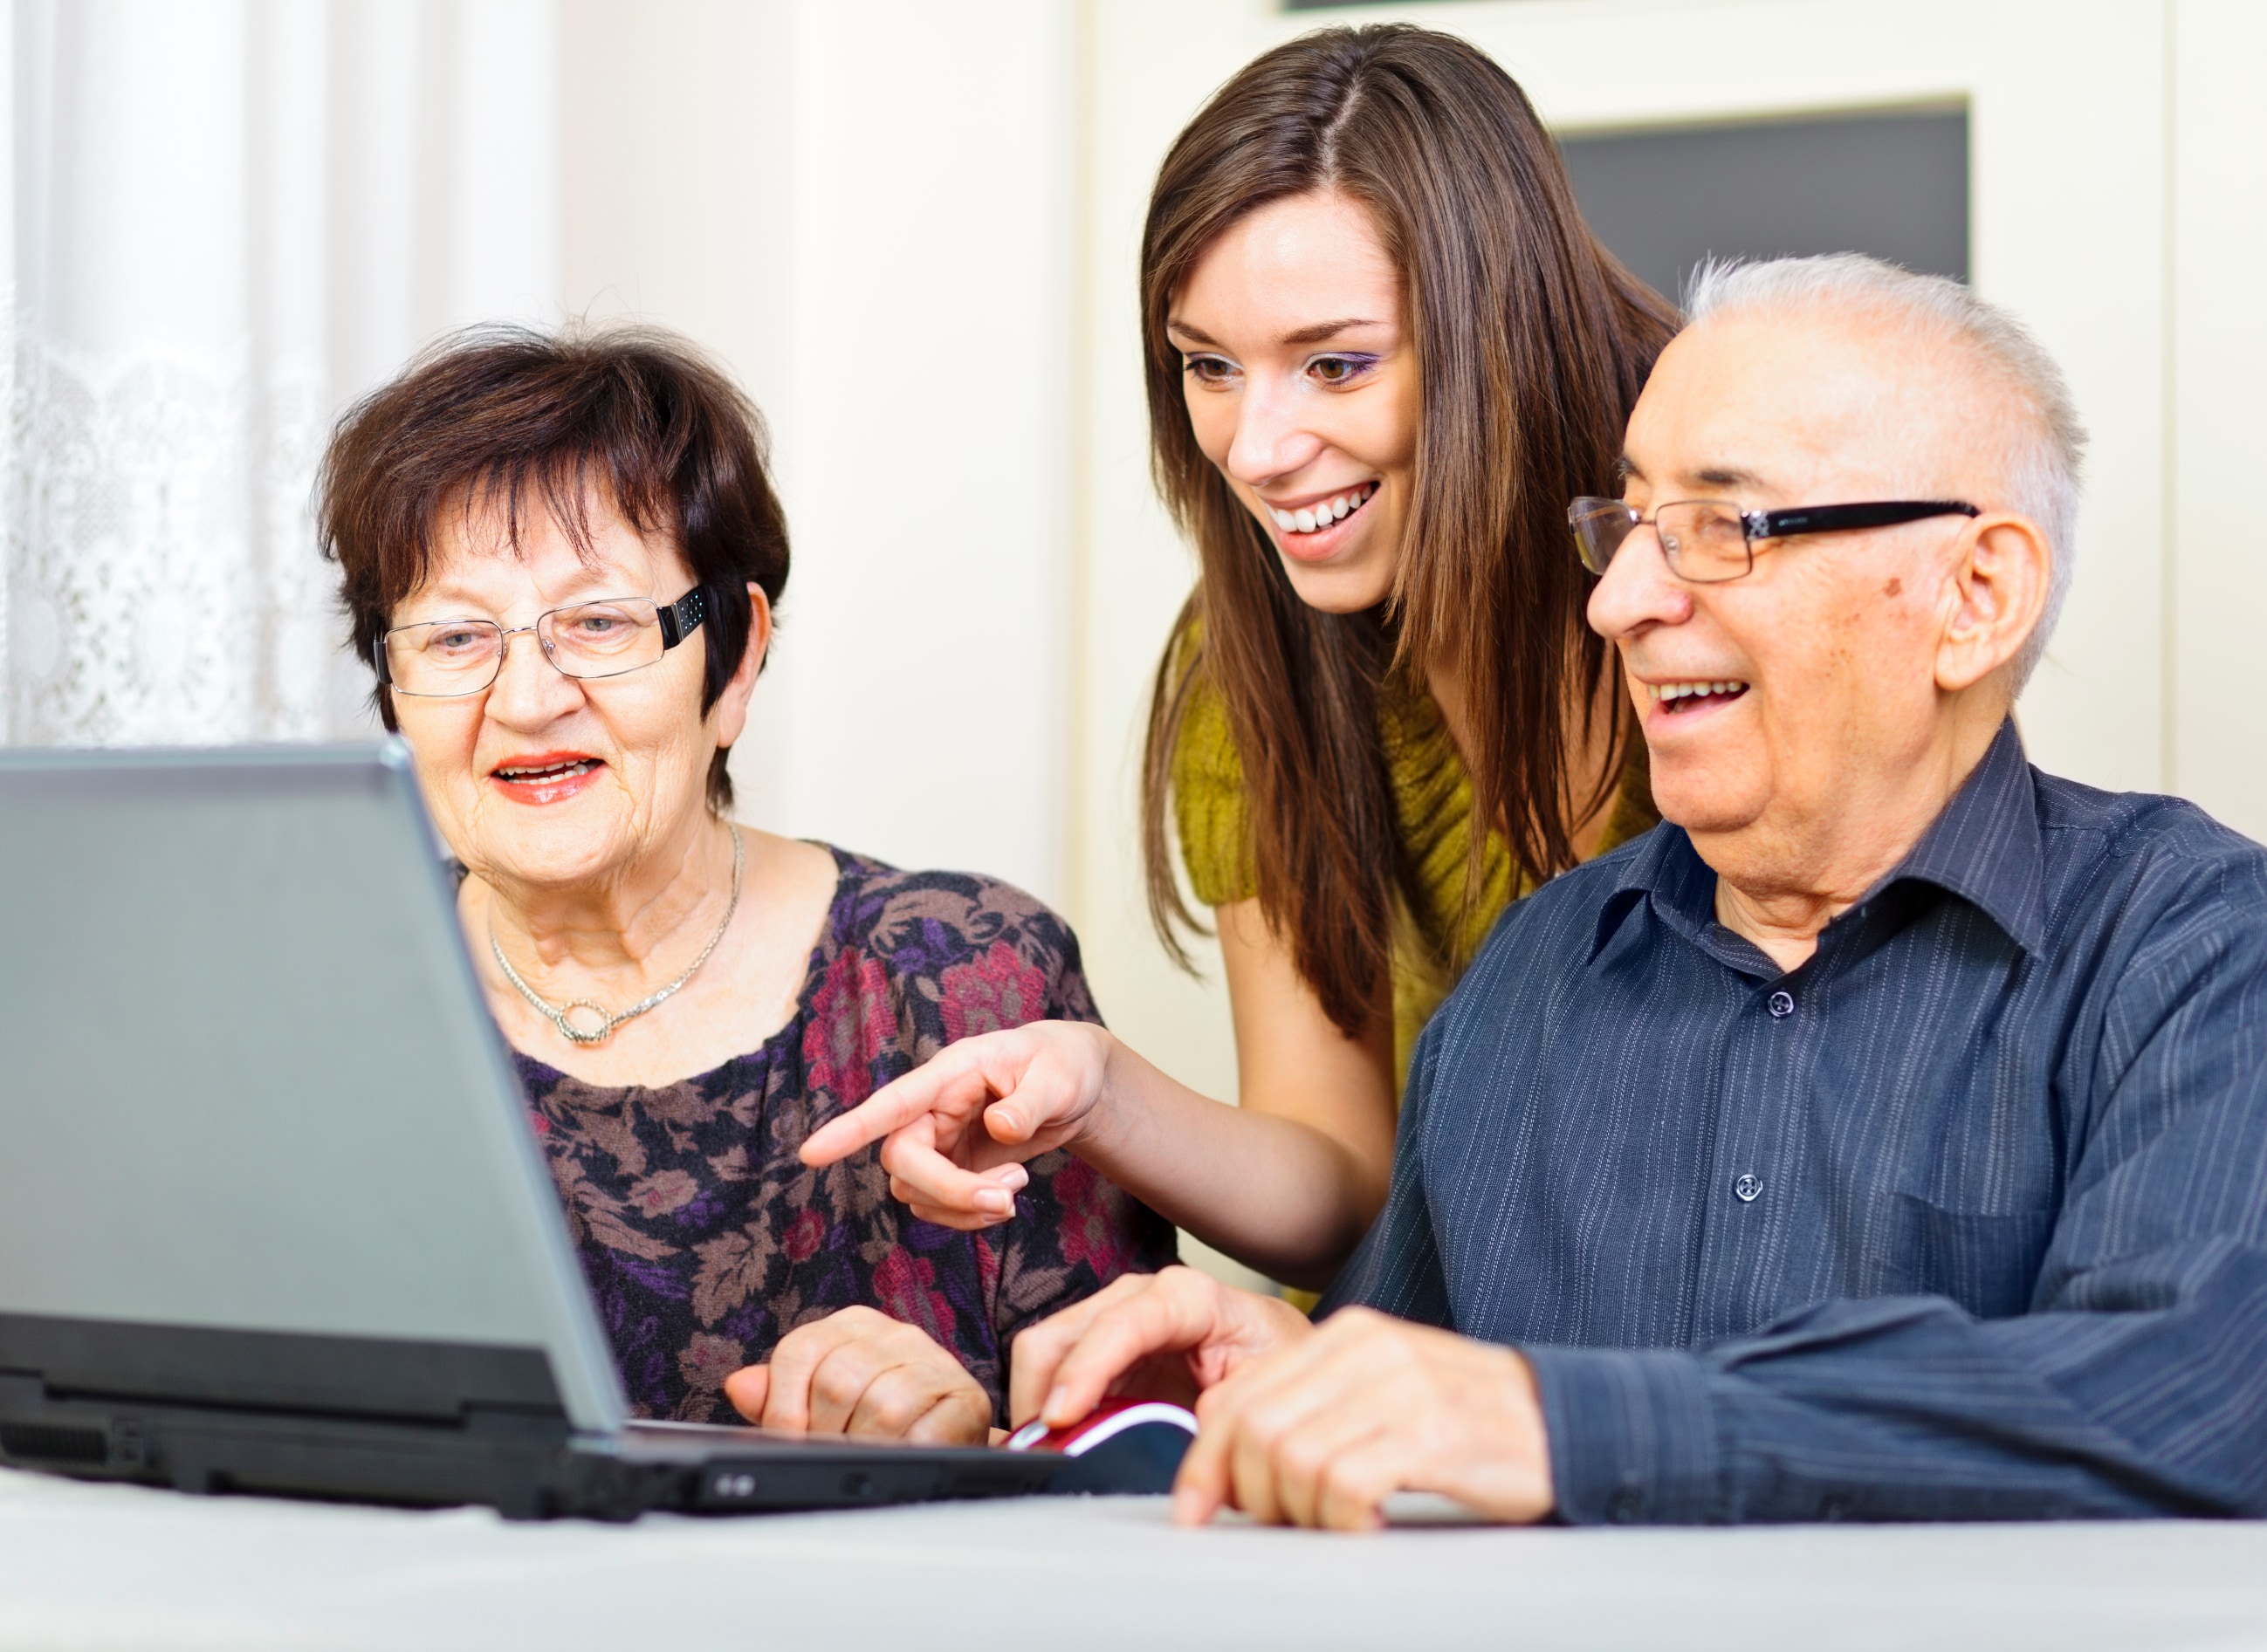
[1517,1344,1722,1525]
[1501,1347,1555,1514]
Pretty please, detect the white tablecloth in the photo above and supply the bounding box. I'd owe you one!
[4,1466,2265,1651]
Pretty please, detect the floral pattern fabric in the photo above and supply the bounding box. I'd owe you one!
[513,846,1177,1425]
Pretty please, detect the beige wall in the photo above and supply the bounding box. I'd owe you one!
[559,0,1077,909]
[2170,0,2267,834]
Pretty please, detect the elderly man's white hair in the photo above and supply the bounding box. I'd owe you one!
[1682,254,2087,689]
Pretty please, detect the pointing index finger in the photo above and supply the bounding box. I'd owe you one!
[800,1048,986,1168]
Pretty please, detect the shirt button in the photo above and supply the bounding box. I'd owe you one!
[1734,1173,1764,1203]
[1768,990,1796,1018]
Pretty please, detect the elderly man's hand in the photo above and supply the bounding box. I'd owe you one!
[723,1307,993,1445]
[1008,1265,1316,1428]
[1171,1306,1556,1531]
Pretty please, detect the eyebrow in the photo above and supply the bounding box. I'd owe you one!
[401,567,624,617]
[1280,317,1386,346]
[1619,454,1769,494]
[1164,316,1388,350]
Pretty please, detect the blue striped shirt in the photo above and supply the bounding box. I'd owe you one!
[1322,721,2267,1522]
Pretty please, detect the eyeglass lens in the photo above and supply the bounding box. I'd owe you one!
[1570,499,1753,583]
[385,599,669,696]
[1655,504,1752,581]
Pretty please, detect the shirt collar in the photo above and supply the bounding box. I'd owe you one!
[1879,718,2044,954]
[1590,718,2044,963]
[1591,819,1714,962]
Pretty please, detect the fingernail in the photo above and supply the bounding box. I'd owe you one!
[976,1189,1012,1216]
[994,1109,1021,1136]
[1043,1386,1069,1424]
[1000,1165,1029,1191]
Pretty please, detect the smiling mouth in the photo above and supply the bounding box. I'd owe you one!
[493,757,602,783]
[1647,680,1750,715]
[1267,483,1377,537]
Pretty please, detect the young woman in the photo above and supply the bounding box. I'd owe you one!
[805,24,1675,1289]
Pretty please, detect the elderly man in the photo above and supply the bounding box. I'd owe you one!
[1000,253,2267,1527]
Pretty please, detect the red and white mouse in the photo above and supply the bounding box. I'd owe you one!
[1006,1397,1198,1494]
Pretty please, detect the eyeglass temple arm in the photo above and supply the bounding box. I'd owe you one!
[1745,501,1982,539]
[656,588,708,650]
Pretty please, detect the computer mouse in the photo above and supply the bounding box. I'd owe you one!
[1004,1397,1198,1495]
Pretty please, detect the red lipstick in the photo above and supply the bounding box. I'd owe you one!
[488,751,605,805]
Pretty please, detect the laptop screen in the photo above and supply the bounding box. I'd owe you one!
[0,743,628,1433]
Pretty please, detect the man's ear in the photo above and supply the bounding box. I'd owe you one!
[1936,513,2052,694]
[706,581,773,751]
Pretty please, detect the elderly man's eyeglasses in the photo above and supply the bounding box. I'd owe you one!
[1568,497,1981,584]
[379,589,708,698]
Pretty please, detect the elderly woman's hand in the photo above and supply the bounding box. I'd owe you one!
[722,1307,994,1445]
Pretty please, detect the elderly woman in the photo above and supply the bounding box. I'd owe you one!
[316,326,1172,1442]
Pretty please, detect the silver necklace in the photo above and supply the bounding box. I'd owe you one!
[490,827,744,1046]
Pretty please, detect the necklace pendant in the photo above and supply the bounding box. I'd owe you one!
[490,824,745,1051]
[560,1001,615,1044]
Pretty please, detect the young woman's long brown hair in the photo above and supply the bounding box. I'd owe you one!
[1139,24,1677,1037]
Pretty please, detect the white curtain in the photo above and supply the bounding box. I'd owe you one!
[0,0,559,747]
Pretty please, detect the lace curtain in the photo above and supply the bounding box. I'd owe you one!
[0,0,559,746]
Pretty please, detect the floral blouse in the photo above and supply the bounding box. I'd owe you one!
[512,847,1177,1425]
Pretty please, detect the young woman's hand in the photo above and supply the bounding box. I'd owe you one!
[798,1020,1116,1229]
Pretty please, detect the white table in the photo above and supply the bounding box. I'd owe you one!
[4,1466,2265,1651]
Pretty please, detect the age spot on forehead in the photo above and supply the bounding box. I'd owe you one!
[1883,577,1903,598]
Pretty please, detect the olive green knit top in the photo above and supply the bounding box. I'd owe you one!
[1171,669,1656,1083]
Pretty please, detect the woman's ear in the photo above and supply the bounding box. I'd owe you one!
[1935,513,2052,695]
[706,582,773,751]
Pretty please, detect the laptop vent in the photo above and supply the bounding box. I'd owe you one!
[0,1422,109,1465]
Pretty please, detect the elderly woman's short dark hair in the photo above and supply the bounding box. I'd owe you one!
[316,324,791,811]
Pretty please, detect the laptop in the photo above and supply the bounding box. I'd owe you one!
[0,742,1072,1518]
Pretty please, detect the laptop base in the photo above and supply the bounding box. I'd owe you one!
[0,1315,1061,1520]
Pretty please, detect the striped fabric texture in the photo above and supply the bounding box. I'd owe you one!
[1322,721,2267,1524]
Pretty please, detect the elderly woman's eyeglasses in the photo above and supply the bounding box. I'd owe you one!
[379,589,708,697]
[1569,497,1981,584]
